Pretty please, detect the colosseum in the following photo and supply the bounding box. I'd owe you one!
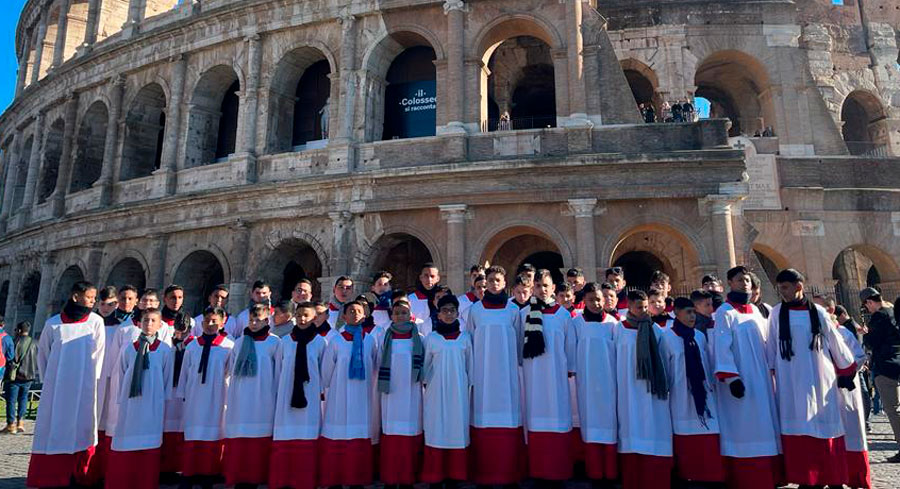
[0,0,898,328]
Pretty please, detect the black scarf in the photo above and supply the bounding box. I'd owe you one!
[114,307,134,323]
[778,296,822,361]
[62,301,92,322]
[435,319,461,337]
[162,306,180,323]
[243,325,270,340]
[315,320,331,337]
[416,281,439,316]
[290,325,318,409]
[695,313,713,339]
[173,336,188,387]
[672,320,711,427]
[482,290,509,307]
[652,313,670,326]
[727,291,751,304]
[198,333,220,384]
[582,309,607,323]
[755,300,770,319]
[524,297,554,359]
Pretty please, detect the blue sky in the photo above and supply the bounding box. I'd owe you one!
[1,1,28,112]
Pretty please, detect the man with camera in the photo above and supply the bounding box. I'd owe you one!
[861,287,900,462]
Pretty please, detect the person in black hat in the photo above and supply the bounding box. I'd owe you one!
[861,287,900,462]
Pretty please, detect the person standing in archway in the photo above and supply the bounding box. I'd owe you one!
[409,263,441,335]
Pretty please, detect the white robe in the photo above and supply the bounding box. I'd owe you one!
[836,326,868,453]
[615,321,672,456]
[467,301,524,429]
[192,313,235,338]
[661,327,721,436]
[423,331,473,448]
[98,322,139,433]
[408,290,434,336]
[379,332,424,436]
[32,312,106,455]
[164,337,191,434]
[224,334,281,438]
[229,307,274,339]
[321,330,378,440]
[766,303,855,440]
[273,334,327,441]
[569,313,618,444]
[176,335,235,441]
[112,340,174,451]
[103,323,143,435]
[520,305,574,433]
[712,303,781,457]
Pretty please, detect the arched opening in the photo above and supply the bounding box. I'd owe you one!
[11,137,33,210]
[39,7,60,78]
[382,45,437,140]
[832,245,900,314]
[186,65,240,167]
[484,35,556,131]
[481,226,566,284]
[121,83,167,180]
[370,233,434,292]
[613,251,666,290]
[143,0,179,19]
[0,280,8,317]
[52,265,85,316]
[258,240,324,302]
[841,91,890,156]
[97,0,129,41]
[267,48,332,153]
[106,257,147,292]
[19,271,41,328]
[71,101,109,193]
[610,225,702,292]
[173,251,226,316]
[621,59,660,117]
[694,50,775,137]
[64,0,90,62]
[38,119,66,204]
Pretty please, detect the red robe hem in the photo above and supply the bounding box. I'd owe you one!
[583,442,618,480]
[105,448,161,489]
[269,439,318,489]
[781,434,848,485]
[673,433,726,482]
[318,437,374,486]
[89,431,111,484]
[527,430,573,480]
[26,447,97,488]
[570,428,586,462]
[181,440,224,477]
[846,450,872,489]
[619,452,673,489]
[223,436,272,485]
[723,455,783,489]
[469,426,526,484]
[379,433,423,484]
[421,446,468,483]
[159,431,184,473]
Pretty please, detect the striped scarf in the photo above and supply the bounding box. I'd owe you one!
[523,297,554,358]
[378,321,424,393]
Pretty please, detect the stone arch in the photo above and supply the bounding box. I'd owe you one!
[266,45,334,153]
[620,58,661,113]
[257,238,325,302]
[365,232,437,293]
[751,243,791,291]
[64,0,90,62]
[172,250,228,316]
[52,264,86,315]
[694,50,775,137]
[472,15,564,59]
[11,135,33,210]
[361,30,441,142]
[606,222,705,290]
[840,90,890,156]
[186,64,241,167]
[97,0,129,41]
[38,119,65,204]
[105,254,148,291]
[478,225,569,285]
[121,83,167,180]
[71,100,109,193]
[831,244,900,313]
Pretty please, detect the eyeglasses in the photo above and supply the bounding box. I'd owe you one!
[337,285,353,290]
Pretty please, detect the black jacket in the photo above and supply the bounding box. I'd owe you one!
[863,306,900,380]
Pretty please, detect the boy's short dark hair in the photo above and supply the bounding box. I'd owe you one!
[293,278,312,288]
[604,267,624,278]
[651,271,670,284]
[701,274,719,285]
[690,289,713,303]
[99,286,118,301]
[514,274,531,287]
[249,303,270,317]
[333,276,353,287]
[473,274,486,284]
[371,270,392,282]
[274,299,295,315]
[535,269,553,282]
[581,282,600,295]
[627,290,648,302]
[391,300,411,312]
[470,264,485,274]
[164,284,184,297]
[673,297,694,310]
[516,263,536,275]
[342,300,368,314]
[204,306,227,319]
[486,265,506,277]
[421,262,439,272]
[295,301,316,312]
[566,268,584,278]
[72,281,97,295]
[252,280,271,291]
[142,288,160,300]
[391,290,409,302]
[775,268,805,284]
[211,284,229,295]
[599,282,616,292]
[556,282,574,294]
[118,284,138,295]
[15,321,31,334]
[438,294,460,310]
[726,266,751,281]
[648,287,665,299]
[749,272,761,290]
[142,307,162,318]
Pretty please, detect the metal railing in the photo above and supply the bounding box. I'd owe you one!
[481,116,557,133]
[845,141,891,158]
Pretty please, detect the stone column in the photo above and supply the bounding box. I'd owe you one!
[563,0,587,120]
[160,55,186,195]
[551,49,571,124]
[122,0,146,37]
[330,211,351,276]
[228,220,251,316]
[21,112,46,212]
[86,242,104,284]
[33,252,57,331]
[147,234,169,291]
[80,0,101,54]
[3,261,23,328]
[99,75,125,206]
[51,93,79,217]
[567,198,599,282]
[334,13,357,144]
[439,204,468,293]
[440,0,467,134]
[238,34,262,184]
[15,39,30,95]
[706,195,737,278]
[50,0,72,70]
[30,18,48,85]
[0,133,21,225]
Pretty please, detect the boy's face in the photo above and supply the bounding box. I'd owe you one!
[273,308,293,326]
[371,277,391,295]
[98,297,118,317]
[534,276,555,302]
[391,304,412,323]
[750,288,761,303]
[606,273,625,292]
[704,281,723,293]
[141,313,162,336]
[139,294,160,311]
[209,289,228,308]
[566,275,585,291]
[694,298,713,316]
[675,307,696,327]
[652,280,671,295]
[164,289,184,311]
[728,272,752,294]
[118,290,138,312]
[601,289,618,311]
[648,294,666,315]
[202,314,224,335]
[314,305,328,326]
[473,280,486,300]
[333,280,354,303]
[433,289,449,306]
[513,283,532,303]
[556,290,574,308]
[777,280,804,302]
[584,291,603,314]
[296,307,316,328]
[438,302,458,324]
[420,267,440,289]
[343,304,365,325]
[249,312,268,332]
[628,299,649,319]
[73,288,97,309]
[292,282,312,303]
[486,272,506,294]
[253,286,272,304]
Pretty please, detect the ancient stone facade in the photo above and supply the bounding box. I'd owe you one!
[0,0,898,330]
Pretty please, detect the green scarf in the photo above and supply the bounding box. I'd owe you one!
[377,321,424,393]
[628,312,669,400]
[129,333,157,398]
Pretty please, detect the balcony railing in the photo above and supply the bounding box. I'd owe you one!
[845,141,891,158]
[481,116,557,133]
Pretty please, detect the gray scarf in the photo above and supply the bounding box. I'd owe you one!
[377,321,424,393]
[129,333,157,398]
[628,312,668,400]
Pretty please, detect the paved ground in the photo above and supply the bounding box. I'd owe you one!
[1,415,899,488]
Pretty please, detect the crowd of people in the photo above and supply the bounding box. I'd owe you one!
[5,259,900,489]
[639,100,695,124]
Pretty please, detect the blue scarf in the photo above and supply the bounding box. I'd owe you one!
[234,326,269,377]
[672,320,711,427]
[345,324,366,380]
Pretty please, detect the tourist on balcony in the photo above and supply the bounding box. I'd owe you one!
[861,288,900,463]
[672,101,684,123]
[498,112,511,131]
[681,99,695,122]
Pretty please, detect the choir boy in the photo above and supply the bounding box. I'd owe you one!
[605,267,629,317]
[230,280,273,338]
[648,288,671,327]
[272,299,297,337]
[327,276,356,329]
[834,306,872,489]
[191,285,230,337]
[457,274,486,324]
[409,263,441,334]
[370,270,394,329]
[600,282,620,320]
[510,274,533,309]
